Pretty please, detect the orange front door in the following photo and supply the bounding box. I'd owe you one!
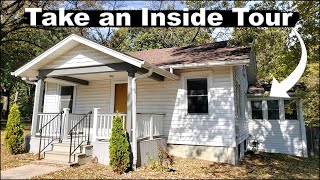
[114,83,127,113]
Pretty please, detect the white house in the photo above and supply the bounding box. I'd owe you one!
[11,34,308,167]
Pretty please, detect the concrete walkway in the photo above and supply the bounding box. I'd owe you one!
[1,164,66,179]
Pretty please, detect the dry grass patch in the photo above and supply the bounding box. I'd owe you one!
[240,152,320,179]
[1,130,37,171]
[35,152,319,179]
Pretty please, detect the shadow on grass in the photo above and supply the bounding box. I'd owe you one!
[238,151,320,179]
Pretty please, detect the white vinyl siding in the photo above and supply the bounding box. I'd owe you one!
[43,44,121,69]
[43,82,59,113]
[74,80,111,114]
[233,66,249,144]
[248,119,303,156]
[248,97,305,156]
[137,67,236,147]
[42,67,236,147]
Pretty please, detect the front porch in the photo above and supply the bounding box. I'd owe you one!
[29,68,173,167]
[36,110,165,142]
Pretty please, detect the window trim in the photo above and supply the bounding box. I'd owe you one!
[250,100,263,120]
[267,100,280,120]
[249,98,300,121]
[59,85,76,113]
[181,71,212,117]
[186,78,209,115]
[284,100,298,120]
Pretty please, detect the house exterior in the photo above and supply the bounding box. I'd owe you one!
[11,34,307,167]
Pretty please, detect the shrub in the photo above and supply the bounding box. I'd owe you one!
[148,145,174,172]
[5,104,24,154]
[109,114,131,174]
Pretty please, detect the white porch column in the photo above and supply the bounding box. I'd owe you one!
[149,114,154,140]
[127,70,135,140]
[31,78,45,137]
[92,108,100,142]
[62,108,70,140]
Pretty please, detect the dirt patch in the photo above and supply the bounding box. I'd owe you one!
[1,130,38,171]
[34,152,319,179]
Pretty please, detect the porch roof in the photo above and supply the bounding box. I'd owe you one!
[11,34,179,80]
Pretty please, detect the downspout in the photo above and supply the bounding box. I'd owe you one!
[132,68,153,169]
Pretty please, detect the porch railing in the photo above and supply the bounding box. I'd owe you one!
[69,113,87,131]
[38,111,64,159]
[94,113,127,140]
[92,111,164,141]
[137,113,164,139]
[68,111,92,163]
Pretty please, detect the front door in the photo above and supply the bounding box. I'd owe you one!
[114,83,127,113]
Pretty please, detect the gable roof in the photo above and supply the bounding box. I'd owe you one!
[126,41,251,68]
[12,34,179,80]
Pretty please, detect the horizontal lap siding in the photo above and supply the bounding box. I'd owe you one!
[43,44,121,69]
[74,80,111,114]
[136,67,235,147]
[233,66,249,144]
[43,82,59,113]
[248,119,303,156]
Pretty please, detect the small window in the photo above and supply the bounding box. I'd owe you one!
[251,101,263,119]
[284,100,298,119]
[267,100,279,119]
[187,78,208,114]
[60,86,74,113]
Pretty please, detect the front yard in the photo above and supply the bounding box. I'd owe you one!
[0,130,37,171]
[34,152,319,179]
[1,129,319,179]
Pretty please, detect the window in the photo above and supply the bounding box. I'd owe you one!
[251,101,263,119]
[267,100,279,119]
[284,100,298,119]
[60,86,74,113]
[187,78,208,114]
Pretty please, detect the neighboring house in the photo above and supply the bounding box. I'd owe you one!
[11,34,307,167]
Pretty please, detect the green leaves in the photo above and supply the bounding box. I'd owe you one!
[109,114,131,174]
[5,104,24,154]
[229,1,319,126]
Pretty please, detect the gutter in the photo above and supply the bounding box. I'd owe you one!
[159,59,250,69]
[131,68,153,170]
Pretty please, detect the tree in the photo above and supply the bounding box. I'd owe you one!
[229,1,319,126]
[5,104,24,154]
[109,114,131,174]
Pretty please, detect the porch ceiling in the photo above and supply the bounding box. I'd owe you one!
[69,71,128,81]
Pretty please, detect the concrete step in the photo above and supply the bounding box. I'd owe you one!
[51,143,93,156]
[44,151,91,165]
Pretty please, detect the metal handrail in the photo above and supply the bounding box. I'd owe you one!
[68,111,92,163]
[38,111,64,159]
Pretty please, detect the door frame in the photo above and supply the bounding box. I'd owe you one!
[58,85,77,113]
[110,80,128,113]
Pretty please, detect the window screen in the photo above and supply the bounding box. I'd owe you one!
[284,100,298,119]
[60,86,74,113]
[267,100,279,119]
[187,78,208,114]
[251,101,263,119]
